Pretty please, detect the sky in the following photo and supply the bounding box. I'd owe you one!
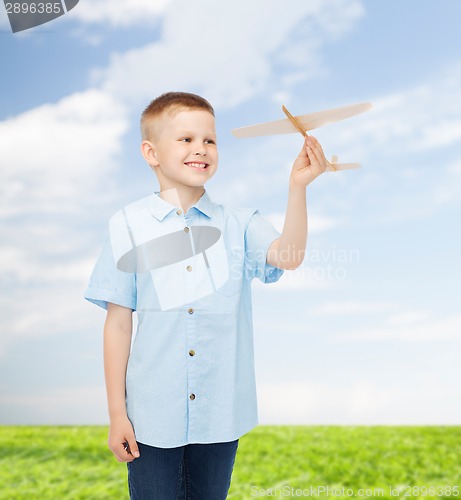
[0,0,460,426]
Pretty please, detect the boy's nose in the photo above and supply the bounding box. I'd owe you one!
[194,150,207,156]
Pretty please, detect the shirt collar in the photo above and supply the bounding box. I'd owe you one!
[149,189,215,221]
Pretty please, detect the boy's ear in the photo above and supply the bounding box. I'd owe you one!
[141,140,158,167]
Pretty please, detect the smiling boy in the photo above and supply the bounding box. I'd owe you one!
[84,92,328,499]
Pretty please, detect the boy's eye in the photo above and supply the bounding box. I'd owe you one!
[205,139,215,144]
[181,138,191,142]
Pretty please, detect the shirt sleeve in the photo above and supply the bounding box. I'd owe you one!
[244,209,284,283]
[83,231,137,311]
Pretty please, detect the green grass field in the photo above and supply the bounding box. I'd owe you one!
[1,426,460,499]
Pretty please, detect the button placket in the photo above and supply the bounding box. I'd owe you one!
[184,211,201,438]
[183,214,195,298]
[185,293,198,437]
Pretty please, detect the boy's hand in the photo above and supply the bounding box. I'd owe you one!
[290,135,328,188]
[108,415,140,462]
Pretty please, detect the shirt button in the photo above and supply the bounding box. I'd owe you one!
[189,393,196,400]
[186,265,192,272]
[176,209,183,216]
[184,227,190,233]
[189,349,195,356]
[188,308,194,314]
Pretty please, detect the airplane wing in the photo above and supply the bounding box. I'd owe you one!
[325,154,361,172]
[326,162,361,172]
[231,102,372,138]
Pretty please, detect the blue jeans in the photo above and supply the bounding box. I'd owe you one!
[127,439,239,499]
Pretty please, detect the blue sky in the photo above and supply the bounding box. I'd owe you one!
[1,0,460,425]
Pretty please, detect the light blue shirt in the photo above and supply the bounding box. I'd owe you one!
[84,189,283,448]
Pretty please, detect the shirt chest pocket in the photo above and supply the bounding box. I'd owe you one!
[213,255,244,297]
[215,275,241,297]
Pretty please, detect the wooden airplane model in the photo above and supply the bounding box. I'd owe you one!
[231,102,372,172]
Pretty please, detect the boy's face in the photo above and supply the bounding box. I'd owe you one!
[143,109,218,191]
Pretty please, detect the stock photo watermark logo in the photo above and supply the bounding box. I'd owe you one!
[3,0,78,33]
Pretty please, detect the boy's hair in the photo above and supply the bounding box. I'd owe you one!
[140,92,215,141]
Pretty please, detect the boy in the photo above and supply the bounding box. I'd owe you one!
[84,92,327,499]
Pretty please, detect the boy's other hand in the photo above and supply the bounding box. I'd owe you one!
[290,135,327,188]
[108,415,140,462]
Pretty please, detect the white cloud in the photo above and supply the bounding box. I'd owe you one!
[254,265,332,291]
[388,310,429,326]
[253,245,357,290]
[0,89,130,358]
[305,62,461,222]
[1,250,95,288]
[70,0,171,27]
[322,64,461,167]
[258,380,461,424]
[433,158,461,205]
[0,88,128,217]
[0,0,169,34]
[311,300,394,315]
[0,281,103,357]
[0,386,108,424]
[266,212,339,234]
[96,0,364,108]
[337,314,461,342]
[254,238,360,291]
[258,381,395,424]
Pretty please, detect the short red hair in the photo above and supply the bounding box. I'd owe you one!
[140,92,215,141]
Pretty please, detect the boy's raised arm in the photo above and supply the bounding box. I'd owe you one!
[266,135,327,270]
[104,302,140,462]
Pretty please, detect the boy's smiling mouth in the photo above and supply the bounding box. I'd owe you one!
[185,162,209,170]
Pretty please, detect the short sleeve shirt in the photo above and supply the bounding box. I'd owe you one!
[84,189,283,448]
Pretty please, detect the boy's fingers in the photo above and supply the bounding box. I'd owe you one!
[306,144,319,164]
[307,137,324,156]
[306,145,327,174]
[298,139,309,158]
[111,442,128,462]
[306,137,327,167]
[126,437,140,458]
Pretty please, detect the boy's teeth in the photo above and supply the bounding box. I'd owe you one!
[188,162,206,168]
